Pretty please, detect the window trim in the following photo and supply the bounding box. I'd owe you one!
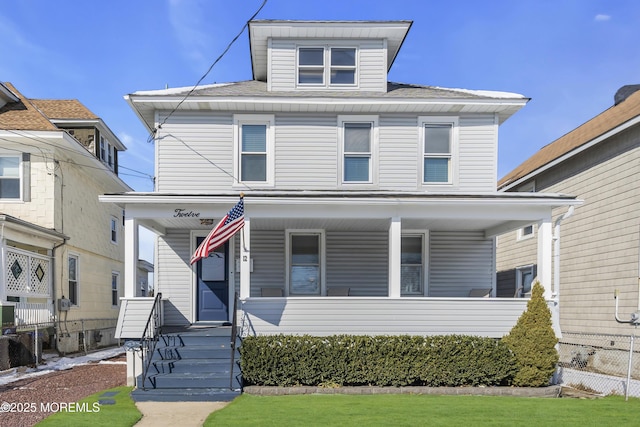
[419,116,459,187]
[401,231,429,296]
[297,46,358,89]
[0,154,23,201]
[111,271,120,307]
[285,229,325,296]
[233,114,275,187]
[110,216,118,244]
[338,115,379,187]
[68,253,79,306]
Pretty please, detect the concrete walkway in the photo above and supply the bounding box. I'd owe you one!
[134,401,230,426]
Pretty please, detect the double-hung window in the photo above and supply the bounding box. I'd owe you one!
[401,234,426,296]
[339,116,377,185]
[287,231,324,296]
[298,47,357,87]
[234,115,274,186]
[0,156,21,199]
[68,254,79,306]
[420,117,458,185]
[110,216,118,244]
[111,272,119,307]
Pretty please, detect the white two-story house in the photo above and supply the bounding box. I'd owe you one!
[107,20,580,341]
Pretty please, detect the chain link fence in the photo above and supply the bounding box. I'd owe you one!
[1,318,118,370]
[557,331,640,397]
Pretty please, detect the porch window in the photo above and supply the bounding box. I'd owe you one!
[401,235,424,295]
[0,155,21,199]
[234,115,274,186]
[288,232,323,295]
[420,117,458,185]
[68,254,79,305]
[111,272,119,307]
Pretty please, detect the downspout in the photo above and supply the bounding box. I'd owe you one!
[552,206,574,303]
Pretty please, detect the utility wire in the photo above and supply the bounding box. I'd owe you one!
[149,0,268,143]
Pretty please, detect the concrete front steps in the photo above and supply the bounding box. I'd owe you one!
[131,325,241,402]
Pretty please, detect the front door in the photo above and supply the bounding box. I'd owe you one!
[196,238,229,321]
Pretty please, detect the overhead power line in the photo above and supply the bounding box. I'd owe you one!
[148,0,268,143]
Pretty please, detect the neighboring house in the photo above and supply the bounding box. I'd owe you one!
[137,259,154,297]
[497,85,640,337]
[0,82,131,353]
[107,20,580,345]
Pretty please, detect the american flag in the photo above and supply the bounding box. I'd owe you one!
[190,197,245,265]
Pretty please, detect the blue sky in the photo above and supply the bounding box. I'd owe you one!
[2,0,640,260]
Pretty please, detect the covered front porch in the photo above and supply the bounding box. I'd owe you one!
[104,191,579,338]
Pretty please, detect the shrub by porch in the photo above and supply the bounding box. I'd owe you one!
[240,334,517,387]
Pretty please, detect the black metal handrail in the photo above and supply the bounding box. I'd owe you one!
[229,291,239,390]
[140,292,162,390]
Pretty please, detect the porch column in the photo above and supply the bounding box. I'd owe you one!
[239,217,251,299]
[389,217,401,298]
[537,215,553,299]
[124,217,139,298]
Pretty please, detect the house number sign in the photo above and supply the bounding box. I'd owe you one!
[173,209,201,218]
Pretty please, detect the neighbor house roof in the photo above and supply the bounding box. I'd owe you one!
[0,83,98,130]
[499,89,640,190]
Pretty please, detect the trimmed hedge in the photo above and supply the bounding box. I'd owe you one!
[240,334,516,387]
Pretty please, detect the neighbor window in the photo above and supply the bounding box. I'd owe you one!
[111,272,119,306]
[516,265,535,297]
[68,254,79,305]
[100,136,106,161]
[235,115,274,185]
[287,231,323,296]
[401,235,424,295]
[298,47,357,86]
[0,156,21,199]
[517,182,536,240]
[110,217,118,243]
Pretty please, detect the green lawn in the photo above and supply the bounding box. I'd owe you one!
[36,386,141,427]
[205,394,640,427]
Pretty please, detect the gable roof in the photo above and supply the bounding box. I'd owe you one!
[498,89,640,190]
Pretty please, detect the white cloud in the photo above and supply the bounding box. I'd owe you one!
[594,14,611,22]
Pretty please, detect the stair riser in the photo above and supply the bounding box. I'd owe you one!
[131,389,240,402]
[153,377,242,389]
[153,361,236,374]
[161,336,237,346]
[158,346,240,361]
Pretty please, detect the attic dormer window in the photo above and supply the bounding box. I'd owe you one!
[298,47,357,87]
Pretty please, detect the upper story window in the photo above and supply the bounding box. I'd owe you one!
[339,116,378,186]
[298,47,357,87]
[100,136,106,161]
[234,115,274,187]
[0,156,21,199]
[420,117,459,185]
[110,216,118,244]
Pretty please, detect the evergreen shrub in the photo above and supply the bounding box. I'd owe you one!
[502,281,559,386]
[240,334,516,387]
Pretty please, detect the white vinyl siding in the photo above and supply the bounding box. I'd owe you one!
[157,230,193,325]
[156,113,233,192]
[326,231,388,296]
[274,115,337,188]
[270,39,386,92]
[155,113,499,192]
[247,230,286,297]
[429,231,495,297]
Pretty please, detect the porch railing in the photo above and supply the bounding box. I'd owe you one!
[140,292,163,390]
[229,291,239,390]
[14,302,54,326]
